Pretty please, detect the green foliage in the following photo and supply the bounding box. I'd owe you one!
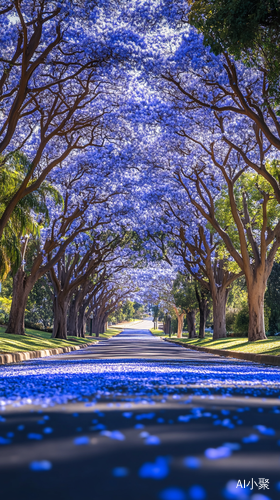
[109,307,124,324]
[171,317,178,333]
[0,270,54,330]
[189,0,280,100]
[0,296,12,324]
[109,300,143,323]
[225,310,236,332]
[25,275,54,330]
[233,302,250,334]
[228,300,270,334]
[158,309,165,321]
[0,152,63,279]
[122,300,135,320]
[0,275,12,324]
[0,296,11,314]
[173,273,197,313]
[215,168,280,264]
[151,304,160,320]
[133,301,144,318]
[150,304,165,321]
[227,277,248,310]
[226,276,272,334]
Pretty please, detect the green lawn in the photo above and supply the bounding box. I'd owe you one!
[164,332,280,356]
[150,328,165,337]
[86,328,121,340]
[0,326,120,354]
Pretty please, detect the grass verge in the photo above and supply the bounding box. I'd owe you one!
[150,328,165,337]
[0,326,120,354]
[164,332,280,357]
[85,328,121,340]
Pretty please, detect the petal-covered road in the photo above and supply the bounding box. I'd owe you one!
[0,325,280,500]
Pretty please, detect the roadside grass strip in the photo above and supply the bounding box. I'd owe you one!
[163,333,280,357]
[0,327,119,354]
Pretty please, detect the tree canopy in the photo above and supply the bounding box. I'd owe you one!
[2,1,280,341]
[189,0,280,98]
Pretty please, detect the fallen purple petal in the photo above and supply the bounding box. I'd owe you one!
[112,467,129,477]
[159,487,186,500]
[139,457,169,479]
[29,460,52,471]
[205,446,231,459]
[183,457,201,469]
[73,436,90,445]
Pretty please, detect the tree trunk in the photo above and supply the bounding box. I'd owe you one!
[103,315,109,333]
[67,297,79,337]
[195,285,209,339]
[247,281,267,341]
[163,316,171,336]
[96,313,109,335]
[177,313,184,338]
[212,287,228,340]
[52,294,68,340]
[187,310,196,338]
[92,314,106,335]
[198,298,208,339]
[5,269,31,335]
[77,304,87,338]
[80,314,86,338]
[92,316,99,336]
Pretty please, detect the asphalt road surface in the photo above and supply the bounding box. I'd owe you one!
[0,324,280,500]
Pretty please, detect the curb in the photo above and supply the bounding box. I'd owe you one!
[0,341,97,366]
[164,338,280,367]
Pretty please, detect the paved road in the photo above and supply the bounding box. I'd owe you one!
[0,326,280,500]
